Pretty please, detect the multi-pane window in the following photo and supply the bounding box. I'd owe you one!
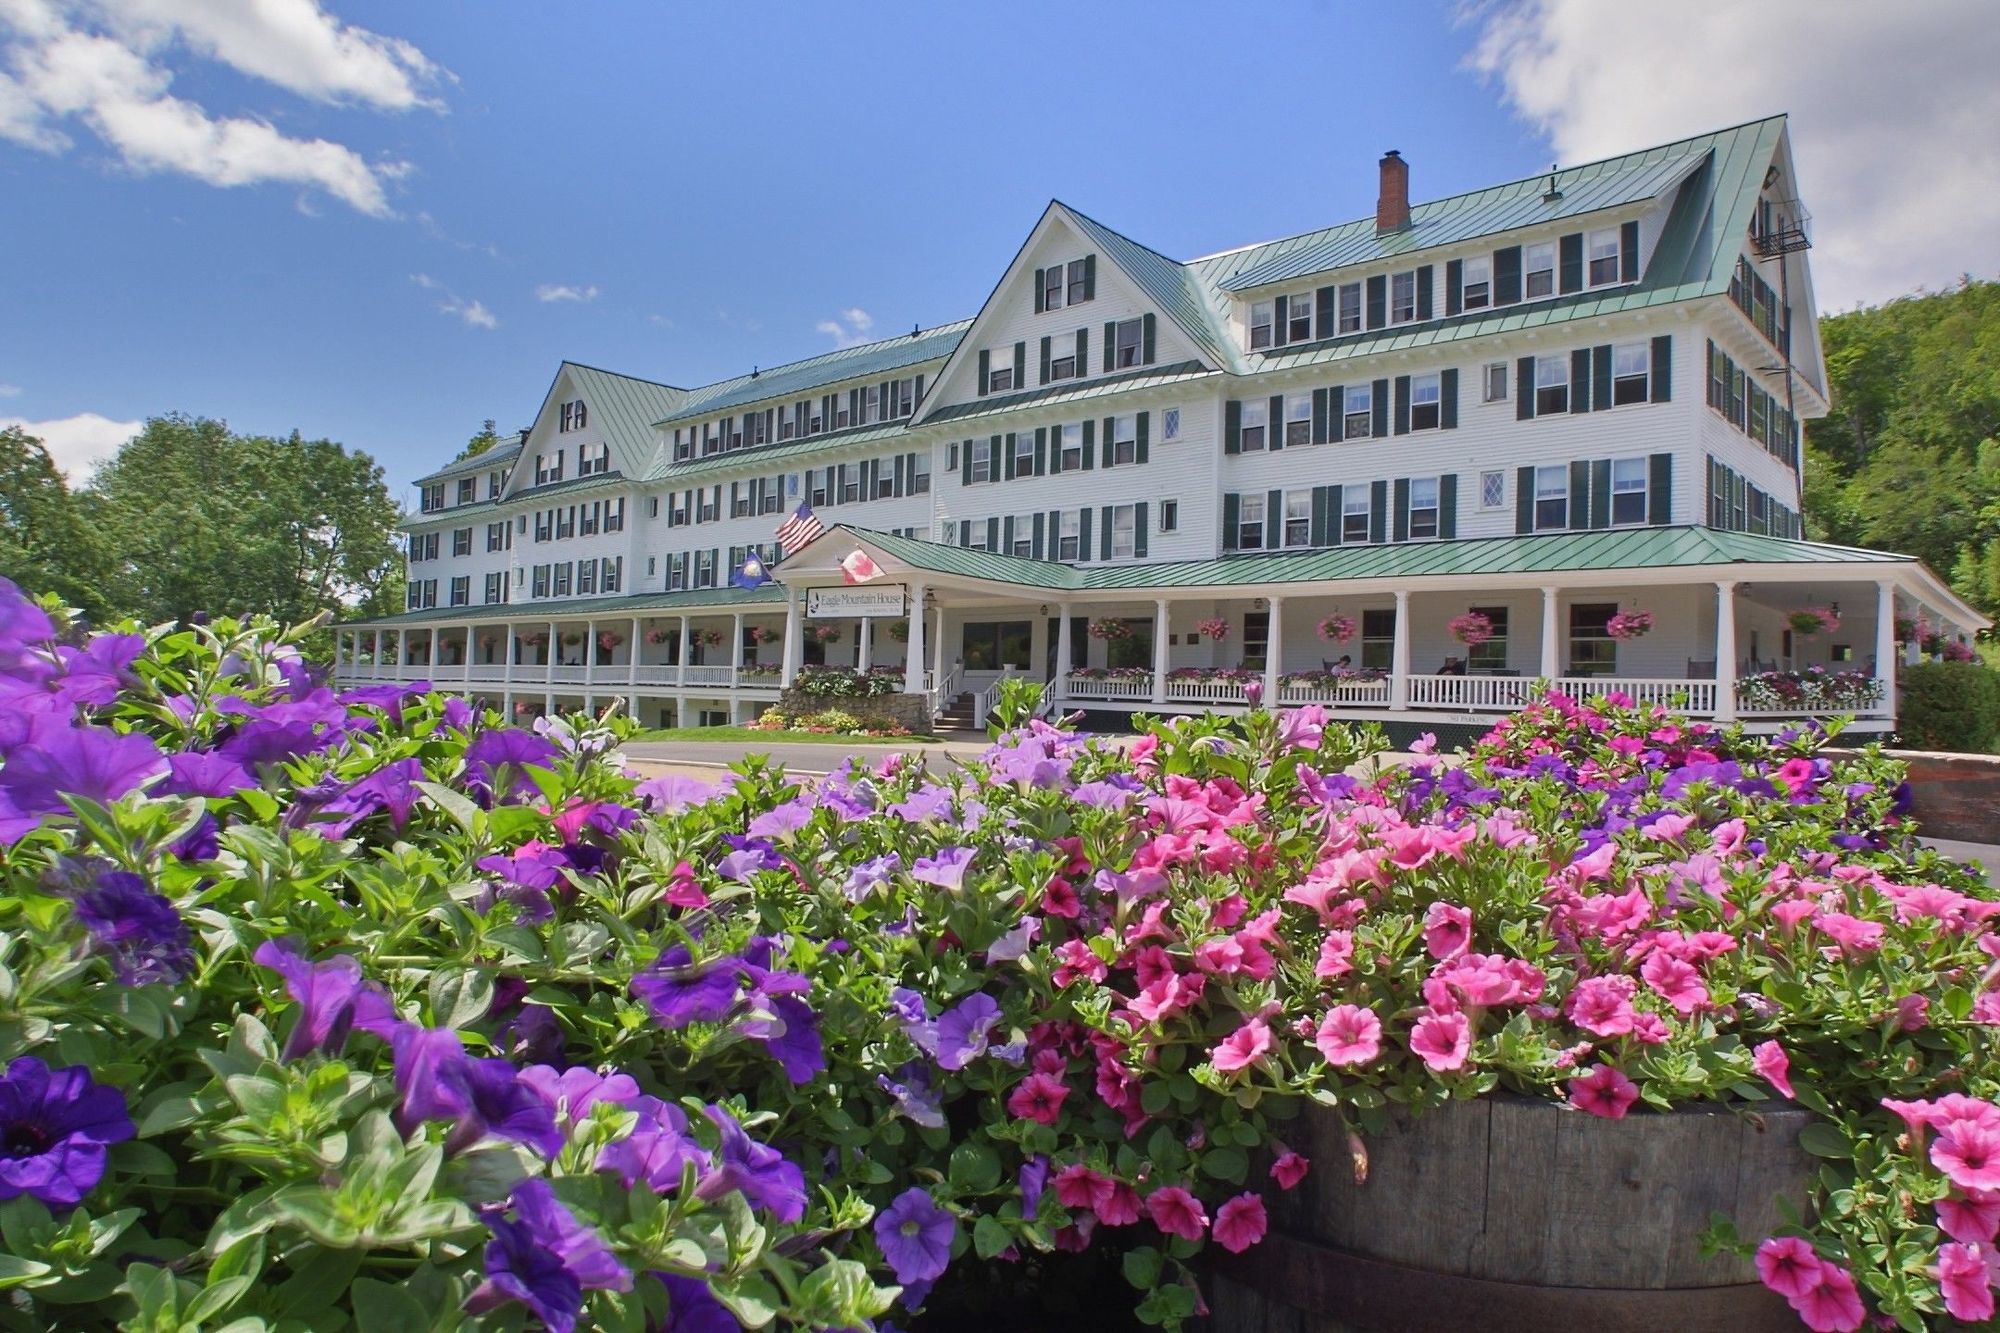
[1286,293,1312,342]
[858,385,879,426]
[1342,485,1371,543]
[971,437,995,483]
[1535,465,1569,530]
[1480,470,1505,509]
[556,507,575,539]
[1110,416,1138,465]
[1285,395,1312,447]
[810,471,830,506]
[558,400,587,432]
[965,520,988,552]
[1337,282,1362,333]
[840,465,862,504]
[1066,258,1091,306]
[875,462,895,499]
[578,443,610,476]
[1587,228,1622,286]
[1050,342,1077,380]
[581,501,600,534]
[1284,490,1312,547]
[452,527,472,556]
[1012,517,1034,559]
[1239,399,1268,451]
[1249,301,1273,350]
[1610,456,1649,525]
[1483,361,1508,402]
[1058,510,1081,560]
[667,555,687,591]
[607,497,626,530]
[533,511,550,542]
[601,557,621,593]
[578,561,597,595]
[1461,256,1491,310]
[1014,434,1037,475]
[1238,494,1265,549]
[1043,266,1065,311]
[1569,603,1618,674]
[487,521,506,552]
[456,478,476,504]
[1361,608,1395,671]
[1525,242,1556,299]
[532,565,550,598]
[483,572,505,605]
[987,352,1016,393]
[1114,318,1143,368]
[891,377,918,417]
[1410,374,1441,430]
[1390,271,1417,323]
[909,455,932,494]
[1612,342,1650,405]
[1535,356,1570,414]
[777,408,796,442]
[488,469,506,498]
[1110,504,1137,559]
[420,483,444,513]
[1058,426,1082,471]
[449,576,469,607]
[1343,384,1372,438]
[552,563,572,597]
[1408,477,1440,539]
[1160,500,1178,532]
[1467,606,1508,671]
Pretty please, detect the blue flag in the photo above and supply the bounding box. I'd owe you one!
[731,551,773,589]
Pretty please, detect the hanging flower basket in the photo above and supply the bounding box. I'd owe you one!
[479,634,496,653]
[644,628,669,645]
[1944,640,1977,662]
[694,628,726,648]
[1788,607,1839,637]
[1894,615,1919,644]
[1195,617,1230,642]
[523,633,547,648]
[1316,613,1356,644]
[748,625,774,644]
[806,624,843,645]
[597,632,623,652]
[561,632,583,647]
[1447,612,1495,647]
[1087,618,1133,641]
[887,620,910,643]
[1606,609,1655,642]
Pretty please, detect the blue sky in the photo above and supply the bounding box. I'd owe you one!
[3,1,1996,504]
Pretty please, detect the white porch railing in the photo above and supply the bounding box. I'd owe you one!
[1277,677,1392,707]
[1165,677,1249,705]
[1406,675,1538,711]
[1550,676,1718,713]
[680,665,734,687]
[1063,673,1152,701]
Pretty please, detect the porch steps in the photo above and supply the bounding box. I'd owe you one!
[935,691,982,732]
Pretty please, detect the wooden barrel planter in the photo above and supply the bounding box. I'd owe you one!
[1205,1094,1813,1333]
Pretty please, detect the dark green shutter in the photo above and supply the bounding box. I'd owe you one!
[1311,388,1329,444]
[1569,460,1590,531]
[1393,478,1410,542]
[1371,378,1389,438]
[1393,375,1411,435]
[893,454,906,495]
[977,350,990,397]
[1100,507,1113,557]
[961,441,973,486]
[1101,416,1116,468]
[1224,399,1242,454]
[1003,516,1015,552]
[1039,336,1051,385]
[1650,334,1672,402]
[1082,254,1096,300]
[986,517,1000,551]
[1648,453,1672,525]
[1102,321,1115,373]
[1328,384,1346,442]
[1316,285,1335,335]
[1079,507,1092,560]
[1003,432,1017,481]
[1134,501,1149,558]
[1033,268,1045,313]
[1590,459,1612,528]
[1366,275,1386,329]
[1012,342,1025,389]
[1267,394,1284,452]
[1516,465,1535,533]
[1035,426,1048,475]
[1081,418,1095,470]
[1141,313,1156,364]
[1369,480,1388,543]
[1222,492,1240,551]
[1559,233,1583,293]
[1032,511,1046,558]
[1076,328,1088,375]
[958,520,971,547]
[1445,259,1463,316]
[1272,295,1289,348]
[1619,220,1639,282]
[1440,368,1459,429]
[1591,345,1613,412]
[1311,485,1330,546]
[1517,357,1536,420]
[1135,411,1149,464]
[1264,488,1282,551]
[1494,246,1522,305]
[1439,474,1458,538]
[1416,265,1433,320]
[1570,349,1592,414]
[1047,424,1062,474]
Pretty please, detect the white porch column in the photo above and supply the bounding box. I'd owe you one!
[1151,600,1170,705]
[1875,579,1898,720]
[730,612,745,685]
[1539,586,1561,681]
[1263,596,1284,706]
[504,622,517,680]
[857,617,873,672]
[627,616,642,691]
[782,589,802,685]
[544,620,557,691]
[678,616,692,686]
[1055,603,1074,701]
[1390,590,1411,711]
[428,626,439,676]
[1714,581,1738,722]
[902,582,928,694]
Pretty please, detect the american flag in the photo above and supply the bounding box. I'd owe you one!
[775,502,824,556]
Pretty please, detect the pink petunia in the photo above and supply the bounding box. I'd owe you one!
[1939,1192,2000,1245]
[1935,1123,2000,1193]
[1937,1242,1996,1323]
[1315,1005,1382,1068]
[1211,1017,1273,1074]
[1006,1073,1070,1126]
[1813,911,1885,957]
[1211,1193,1268,1254]
[1896,994,1930,1032]
[1144,1186,1208,1241]
[1408,1009,1472,1072]
[1422,902,1473,961]
[1315,930,1355,979]
[1569,1064,1640,1119]
[1566,975,1638,1037]
[1270,1151,1310,1190]
[1096,1181,1142,1227]
[663,860,709,909]
[1639,951,1708,1016]
[1755,1236,1823,1301]
[1789,1262,1866,1332]
[1052,1164,1114,1213]
[1752,1041,1795,1100]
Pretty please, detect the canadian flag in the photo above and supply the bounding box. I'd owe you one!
[840,549,883,584]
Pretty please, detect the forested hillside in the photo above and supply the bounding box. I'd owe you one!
[1804,277,2000,616]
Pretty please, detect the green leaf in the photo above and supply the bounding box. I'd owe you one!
[352,1277,432,1333]
[415,780,482,834]
[710,1272,781,1328]
[947,1141,1002,1195]
[0,1254,53,1290]
[1121,1245,1163,1290]
[1199,1146,1248,1183]
[1797,1123,1853,1159]
[972,1215,1011,1260]
[429,969,495,1030]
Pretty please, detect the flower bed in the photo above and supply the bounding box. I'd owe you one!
[791,664,903,698]
[1737,668,1884,712]
[2,574,1998,1331]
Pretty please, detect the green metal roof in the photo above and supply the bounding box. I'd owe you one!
[558,363,688,453]
[924,362,1216,425]
[402,471,630,530]
[1059,203,1237,369]
[347,583,785,629]
[642,420,915,483]
[413,433,526,486]
[651,321,971,429]
[819,524,1915,596]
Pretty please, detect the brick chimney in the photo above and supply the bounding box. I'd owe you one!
[1376,149,1410,233]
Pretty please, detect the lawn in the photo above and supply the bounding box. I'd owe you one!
[627,725,940,744]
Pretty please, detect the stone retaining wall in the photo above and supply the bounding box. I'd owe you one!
[776,687,932,735]
[1878,749,2000,844]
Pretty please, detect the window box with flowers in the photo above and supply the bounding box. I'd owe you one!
[1166,666,1261,684]
[1735,667,1883,713]
[1606,609,1654,641]
[1066,665,1153,681]
[738,662,783,679]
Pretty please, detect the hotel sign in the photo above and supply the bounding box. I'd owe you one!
[807,585,907,619]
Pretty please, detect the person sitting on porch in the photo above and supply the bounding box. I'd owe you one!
[1322,655,1353,674]
[1437,656,1467,676]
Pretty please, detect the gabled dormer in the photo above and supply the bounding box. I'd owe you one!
[501,362,686,502]
[914,202,1231,424]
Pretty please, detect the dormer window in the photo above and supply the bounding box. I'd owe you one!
[1461,256,1491,310]
[1113,318,1144,369]
[1043,266,1065,311]
[1525,242,1556,299]
[1337,282,1362,333]
[1390,271,1417,324]
[1066,258,1091,306]
[1286,293,1312,342]
[1588,228,1622,286]
[1239,399,1268,452]
[987,353,1016,393]
[557,400,587,432]
[1248,301,1273,350]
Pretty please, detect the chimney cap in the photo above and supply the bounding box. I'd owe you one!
[1383,148,1403,159]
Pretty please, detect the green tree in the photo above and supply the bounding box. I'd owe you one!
[89,414,403,625]
[0,425,115,617]
[455,417,502,461]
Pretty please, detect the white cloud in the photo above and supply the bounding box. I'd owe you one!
[1463,0,2000,308]
[534,283,599,303]
[409,272,495,328]
[816,307,875,348]
[0,383,19,397]
[0,0,443,216]
[409,271,438,289]
[2,409,139,479]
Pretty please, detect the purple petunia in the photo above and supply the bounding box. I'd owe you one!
[1070,780,1137,810]
[316,758,426,834]
[697,1106,806,1224]
[891,988,938,1058]
[658,1273,737,1333]
[633,772,719,812]
[844,853,900,901]
[887,784,955,824]
[934,993,1003,1071]
[50,634,146,709]
[715,834,783,882]
[874,1187,957,1286]
[877,1064,945,1129]
[164,750,255,798]
[0,1056,134,1209]
[597,1098,709,1193]
[65,867,193,984]
[253,939,401,1060]
[0,714,168,844]
[463,727,562,801]
[390,1025,562,1157]
[466,1178,632,1333]
[631,947,754,1028]
[911,846,974,892]
[746,798,814,840]
[518,1064,640,1121]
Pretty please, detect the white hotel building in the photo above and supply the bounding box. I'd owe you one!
[340,116,1985,738]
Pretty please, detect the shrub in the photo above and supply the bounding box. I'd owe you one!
[801,708,862,732]
[1898,660,2000,752]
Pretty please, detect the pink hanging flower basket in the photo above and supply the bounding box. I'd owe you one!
[1448,612,1495,647]
[1087,618,1132,641]
[1606,609,1654,641]
[1196,617,1230,641]
[1316,613,1356,644]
